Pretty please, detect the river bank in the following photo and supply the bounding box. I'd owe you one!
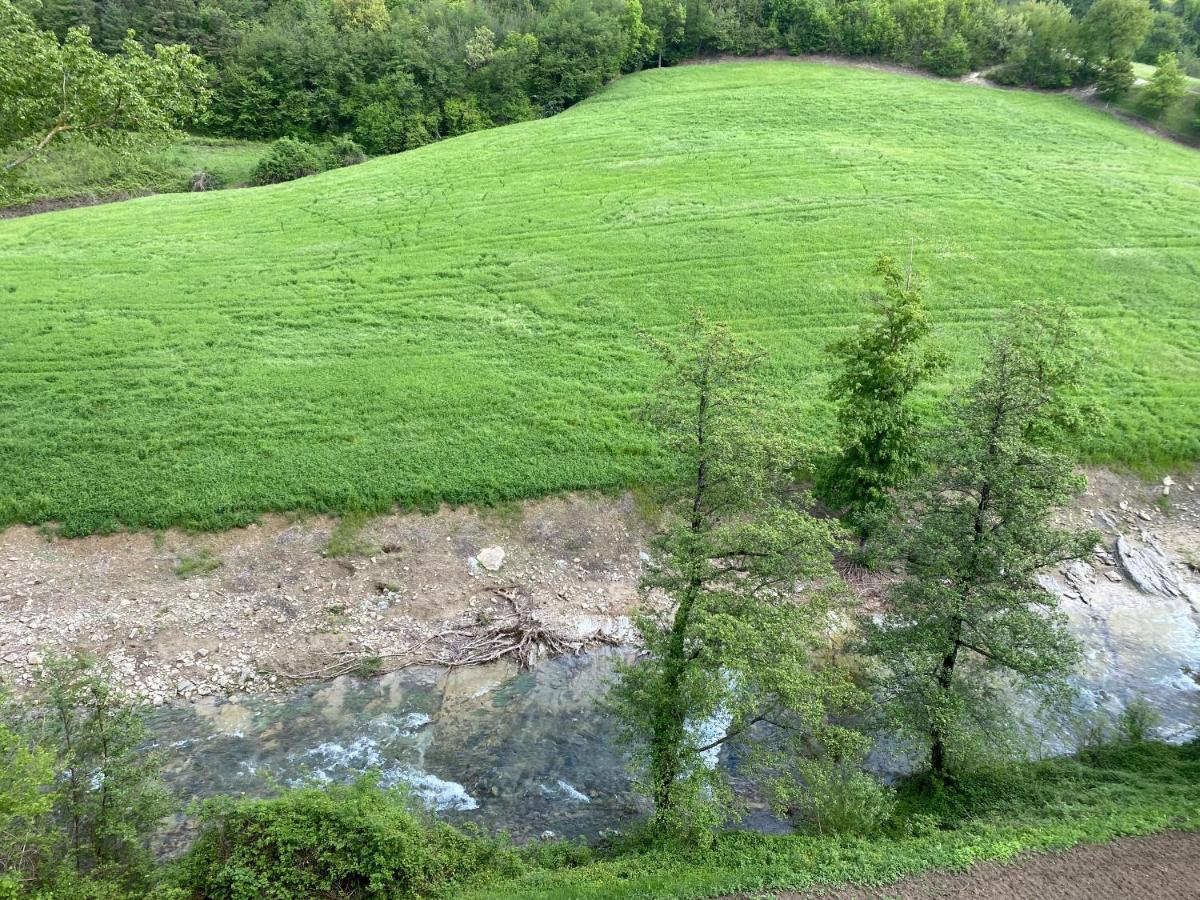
[2,470,1198,711]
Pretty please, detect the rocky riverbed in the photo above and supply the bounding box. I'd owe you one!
[1,469,1198,723]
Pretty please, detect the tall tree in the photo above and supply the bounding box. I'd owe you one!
[860,303,1097,780]
[609,313,863,839]
[821,253,944,543]
[0,0,208,172]
[1080,0,1152,60]
[1139,52,1187,114]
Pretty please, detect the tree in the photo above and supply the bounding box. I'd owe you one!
[0,702,55,895]
[820,254,944,543]
[1010,0,1082,86]
[28,654,172,884]
[1095,53,1135,99]
[0,0,209,172]
[1081,0,1152,61]
[1099,53,1132,98]
[860,303,1097,781]
[331,0,390,32]
[609,313,864,839]
[1139,52,1187,114]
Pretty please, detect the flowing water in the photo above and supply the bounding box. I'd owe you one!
[147,561,1200,842]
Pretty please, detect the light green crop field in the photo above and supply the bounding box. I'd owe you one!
[1,62,1198,534]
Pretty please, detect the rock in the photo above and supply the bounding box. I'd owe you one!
[476,546,506,572]
[1115,535,1183,598]
[1104,570,1123,583]
[26,651,43,666]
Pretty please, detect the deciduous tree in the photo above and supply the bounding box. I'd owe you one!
[860,304,1097,780]
[609,313,864,839]
[821,254,944,543]
[1139,51,1187,113]
[0,0,209,172]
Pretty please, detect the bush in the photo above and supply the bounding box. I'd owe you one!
[328,135,367,167]
[251,138,335,186]
[1095,55,1135,100]
[781,761,896,836]
[1117,697,1161,743]
[1138,52,1187,115]
[925,34,974,77]
[172,779,516,899]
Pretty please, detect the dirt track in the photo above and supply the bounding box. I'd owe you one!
[793,831,1200,899]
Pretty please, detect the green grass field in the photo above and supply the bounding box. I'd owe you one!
[1,62,1198,534]
[0,136,266,210]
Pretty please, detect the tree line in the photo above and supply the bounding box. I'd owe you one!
[4,0,1197,175]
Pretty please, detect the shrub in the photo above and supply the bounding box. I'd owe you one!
[779,760,896,836]
[1117,697,1161,743]
[173,779,515,899]
[1095,55,1135,100]
[328,135,367,167]
[251,138,334,185]
[1138,52,1186,115]
[925,34,973,77]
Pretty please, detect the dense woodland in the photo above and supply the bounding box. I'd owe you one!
[10,0,1200,161]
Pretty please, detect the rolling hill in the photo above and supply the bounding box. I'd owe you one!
[1,61,1198,534]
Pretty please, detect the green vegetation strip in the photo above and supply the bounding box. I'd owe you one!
[1,62,1198,534]
[453,743,1200,899]
[0,136,267,209]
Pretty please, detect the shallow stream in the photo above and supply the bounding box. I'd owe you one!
[147,560,1200,841]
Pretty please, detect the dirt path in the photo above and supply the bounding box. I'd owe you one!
[787,830,1200,899]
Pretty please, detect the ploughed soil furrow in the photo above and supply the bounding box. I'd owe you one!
[793,830,1200,900]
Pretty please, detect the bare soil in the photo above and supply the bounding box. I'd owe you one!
[790,830,1200,899]
[0,190,155,219]
[0,492,660,703]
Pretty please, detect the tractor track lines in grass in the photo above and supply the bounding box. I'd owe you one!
[0,61,1198,533]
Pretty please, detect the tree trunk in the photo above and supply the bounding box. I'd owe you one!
[930,634,960,780]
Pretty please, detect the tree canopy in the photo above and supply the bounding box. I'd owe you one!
[0,0,208,172]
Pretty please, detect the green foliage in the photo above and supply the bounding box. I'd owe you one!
[29,655,173,887]
[607,313,865,840]
[0,702,55,896]
[860,304,1100,778]
[819,254,944,541]
[2,63,1199,535]
[454,741,1200,898]
[1116,696,1162,743]
[250,138,335,186]
[771,759,896,835]
[172,779,516,899]
[1081,0,1152,60]
[1140,52,1188,113]
[1006,0,1084,87]
[0,656,174,897]
[0,0,208,172]
[1096,53,1136,99]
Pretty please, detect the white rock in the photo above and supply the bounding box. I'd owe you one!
[476,546,506,572]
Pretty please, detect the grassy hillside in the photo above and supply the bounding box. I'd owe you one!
[1,62,1198,534]
[0,137,267,211]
